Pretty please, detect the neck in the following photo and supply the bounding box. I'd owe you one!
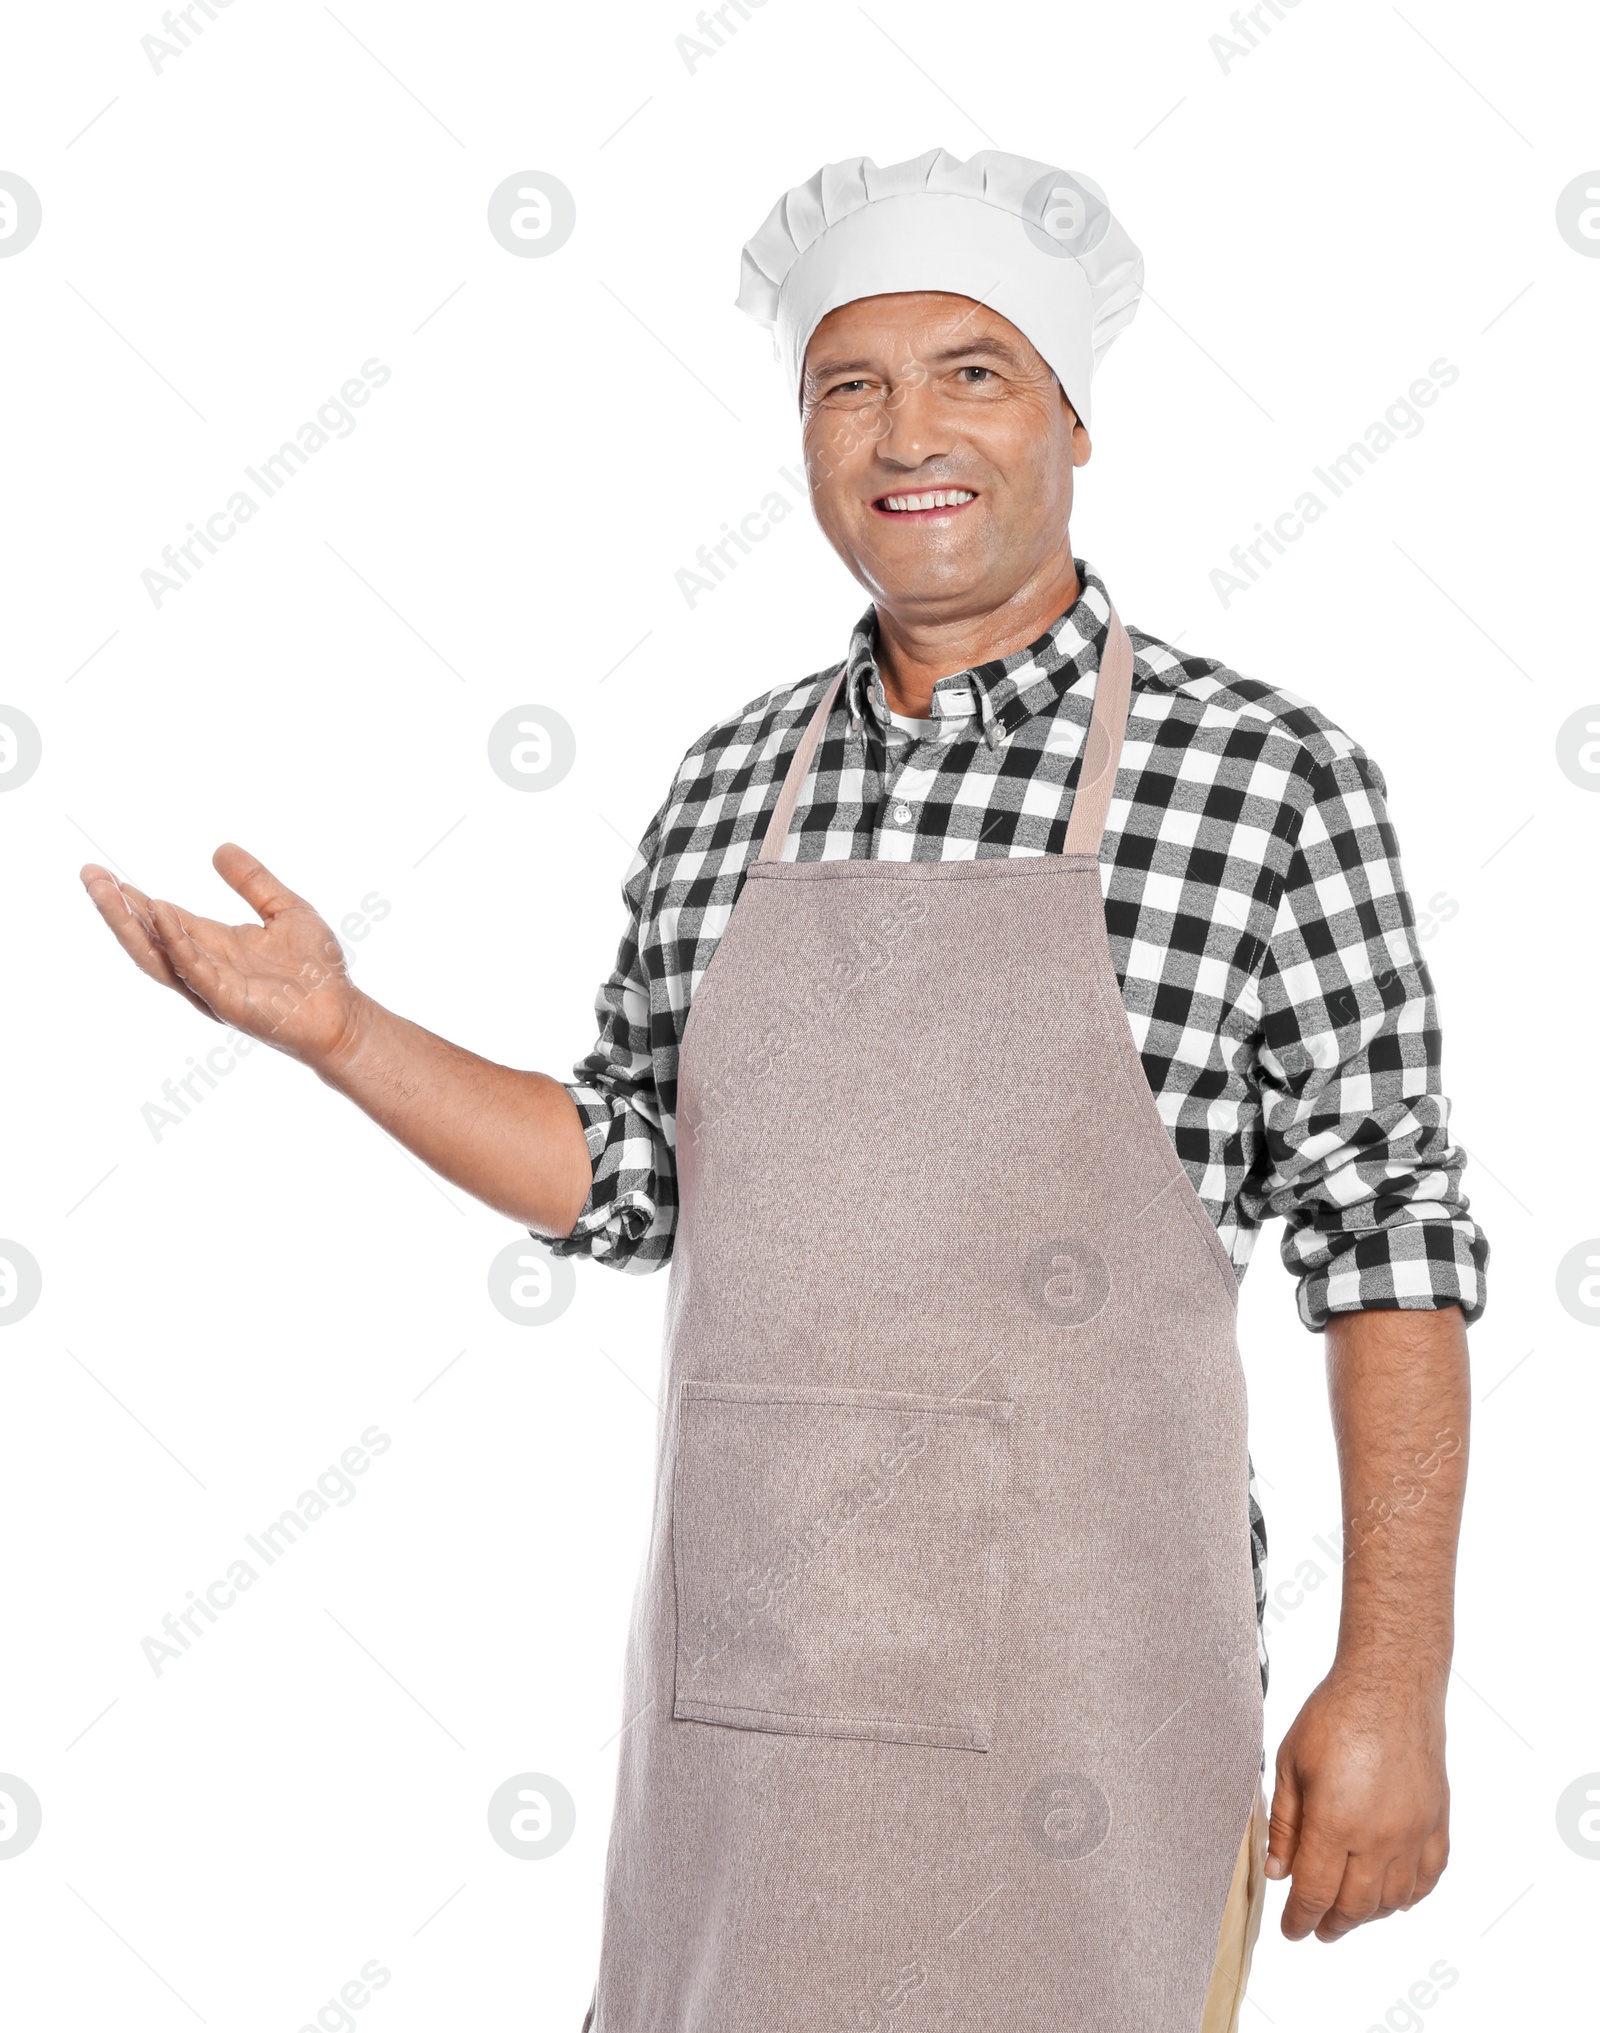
[871,553,1082,718]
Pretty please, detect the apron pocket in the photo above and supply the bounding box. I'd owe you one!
[670,1381,1012,1752]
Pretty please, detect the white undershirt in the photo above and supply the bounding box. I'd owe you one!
[885,709,939,739]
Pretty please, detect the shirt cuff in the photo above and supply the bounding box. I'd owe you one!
[541,1082,676,1273]
[1289,1218,1488,1331]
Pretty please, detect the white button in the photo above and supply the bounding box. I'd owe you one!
[892,802,913,825]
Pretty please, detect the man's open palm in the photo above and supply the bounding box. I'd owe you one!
[80,843,362,1069]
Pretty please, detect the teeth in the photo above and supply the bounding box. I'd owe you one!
[882,489,976,512]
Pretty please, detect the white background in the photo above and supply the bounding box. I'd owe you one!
[2,1,1597,2027]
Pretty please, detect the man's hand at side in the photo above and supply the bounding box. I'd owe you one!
[1269,1660,1450,1940]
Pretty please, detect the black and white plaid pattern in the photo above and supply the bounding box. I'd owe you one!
[550,560,1488,1692]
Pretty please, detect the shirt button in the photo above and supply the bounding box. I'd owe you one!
[892,802,913,825]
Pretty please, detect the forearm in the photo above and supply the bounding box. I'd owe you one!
[317,992,594,1237]
[1324,1305,1470,1693]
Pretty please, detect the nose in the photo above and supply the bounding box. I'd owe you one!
[872,369,956,474]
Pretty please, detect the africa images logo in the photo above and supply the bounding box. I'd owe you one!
[1209,357,1460,606]
[140,359,393,608]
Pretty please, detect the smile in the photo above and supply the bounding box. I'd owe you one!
[872,489,978,517]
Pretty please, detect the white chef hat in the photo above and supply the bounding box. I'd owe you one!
[736,148,1143,429]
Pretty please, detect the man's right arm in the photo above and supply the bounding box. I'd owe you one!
[313,995,594,1237]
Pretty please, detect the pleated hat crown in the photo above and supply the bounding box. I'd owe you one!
[736,147,1143,427]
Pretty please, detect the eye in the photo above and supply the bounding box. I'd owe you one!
[957,365,994,383]
[829,378,871,396]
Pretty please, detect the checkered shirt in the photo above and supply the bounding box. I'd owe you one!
[549,560,1488,1691]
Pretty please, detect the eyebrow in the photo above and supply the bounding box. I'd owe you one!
[807,336,1027,382]
[924,336,1027,366]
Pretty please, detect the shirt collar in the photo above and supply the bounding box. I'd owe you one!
[841,561,1119,751]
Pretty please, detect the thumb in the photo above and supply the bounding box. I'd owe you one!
[212,842,303,923]
[1265,1755,1303,1882]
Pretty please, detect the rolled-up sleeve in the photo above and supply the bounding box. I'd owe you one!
[543,806,678,1274]
[1254,748,1488,1329]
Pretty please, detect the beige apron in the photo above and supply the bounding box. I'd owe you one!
[584,611,1265,2031]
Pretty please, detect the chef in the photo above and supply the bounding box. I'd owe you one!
[82,148,1483,2033]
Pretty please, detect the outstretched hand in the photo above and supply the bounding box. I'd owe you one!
[80,843,367,1070]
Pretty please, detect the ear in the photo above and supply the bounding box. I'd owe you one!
[1061,390,1093,467]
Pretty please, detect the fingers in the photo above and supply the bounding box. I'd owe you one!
[146,895,213,979]
[144,896,230,1019]
[1268,1760,1350,1942]
[1309,1852,1390,1941]
[1410,1827,1450,1905]
[82,867,182,980]
[1379,1852,1421,1916]
[1276,1806,1435,1940]
[80,866,223,1022]
[82,865,159,948]
[1268,1769,1448,1940]
[1264,1762,1302,1884]
[146,897,236,952]
[213,842,303,923]
[1307,1842,1437,1941]
[1278,1823,1353,1941]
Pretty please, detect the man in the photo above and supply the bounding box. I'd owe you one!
[84,149,1482,2033]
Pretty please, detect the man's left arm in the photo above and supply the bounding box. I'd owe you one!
[1250,741,1487,1940]
[1266,1304,1469,1939]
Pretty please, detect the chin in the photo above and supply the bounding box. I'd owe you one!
[864,553,992,606]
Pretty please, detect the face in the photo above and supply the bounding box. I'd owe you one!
[799,292,1091,624]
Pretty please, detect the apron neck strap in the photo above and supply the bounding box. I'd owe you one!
[758,667,848,862]
[1062,606,1134,858]
[756,605,1135,864]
